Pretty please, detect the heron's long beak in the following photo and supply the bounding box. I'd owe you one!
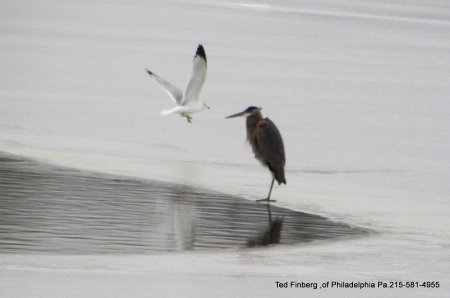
[225,111,247,119]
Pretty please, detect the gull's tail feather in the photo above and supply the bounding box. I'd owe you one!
[160,105,185,116]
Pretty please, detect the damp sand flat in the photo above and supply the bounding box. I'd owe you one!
[0,153,368,254]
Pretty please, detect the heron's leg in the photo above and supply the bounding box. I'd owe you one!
[256,176,276,203]
[186,116,192,124]
[266,176,276,201]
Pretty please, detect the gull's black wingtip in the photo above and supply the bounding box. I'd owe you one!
[196,44,207,63]
[145,69,153,76]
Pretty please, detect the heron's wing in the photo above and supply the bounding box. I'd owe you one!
[146,69,183,105]
[182,44,207,105]
[255,118,286,184]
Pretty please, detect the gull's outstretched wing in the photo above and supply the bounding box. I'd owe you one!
[146,69,183,105]
[182,44,207,104]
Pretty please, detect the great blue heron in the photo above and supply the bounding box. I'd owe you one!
[226,106,286,202]
[145,44,210,124]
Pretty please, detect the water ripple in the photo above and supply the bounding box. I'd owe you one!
[0,152,369,254]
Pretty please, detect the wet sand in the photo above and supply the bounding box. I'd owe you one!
[0,152,368,254]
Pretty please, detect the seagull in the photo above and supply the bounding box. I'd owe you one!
[146,44,210,124]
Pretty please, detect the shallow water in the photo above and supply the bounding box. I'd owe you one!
[0,152,367,254]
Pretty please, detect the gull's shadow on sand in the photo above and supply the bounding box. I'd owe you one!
[0,152,369,254]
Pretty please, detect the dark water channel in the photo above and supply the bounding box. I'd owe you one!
[0,152,368,253]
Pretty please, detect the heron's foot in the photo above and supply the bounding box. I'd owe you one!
[256,198,276,203]
[186,116,192,124]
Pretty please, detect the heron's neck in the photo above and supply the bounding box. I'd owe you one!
[246,112,263,140]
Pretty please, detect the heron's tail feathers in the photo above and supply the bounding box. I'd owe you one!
[272,167,286,185]
[276,175,286,185]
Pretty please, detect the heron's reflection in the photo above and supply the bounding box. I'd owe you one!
[247,203,284,247]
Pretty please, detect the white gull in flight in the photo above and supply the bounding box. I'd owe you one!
[146,44,209,124]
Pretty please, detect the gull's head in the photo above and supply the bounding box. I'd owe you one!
[225,106,262,119]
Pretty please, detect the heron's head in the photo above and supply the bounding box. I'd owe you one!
[225,106,262,119]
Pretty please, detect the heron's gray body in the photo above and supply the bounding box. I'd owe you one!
[246,111,286,185]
